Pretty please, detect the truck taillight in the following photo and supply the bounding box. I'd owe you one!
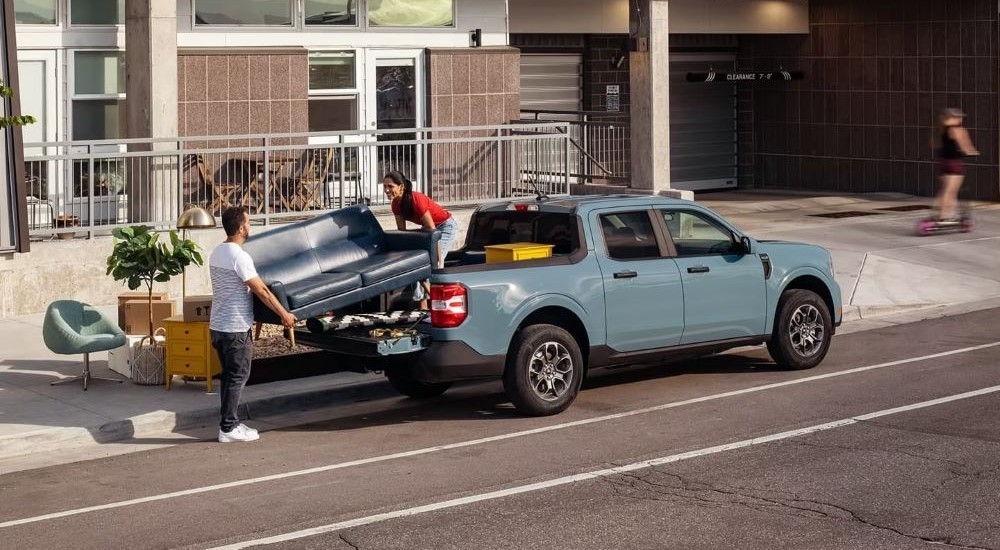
[430,283,468,328]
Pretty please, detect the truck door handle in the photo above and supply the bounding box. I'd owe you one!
[614,270,637,279]
[687,266,710,274]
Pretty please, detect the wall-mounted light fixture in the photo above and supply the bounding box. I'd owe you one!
[470,28,482,48]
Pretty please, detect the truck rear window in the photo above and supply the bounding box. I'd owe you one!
[467,211,580,255]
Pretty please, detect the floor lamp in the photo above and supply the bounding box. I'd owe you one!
[176,206,217,302]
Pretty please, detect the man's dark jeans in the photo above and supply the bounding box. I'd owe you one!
[211,329,253,433]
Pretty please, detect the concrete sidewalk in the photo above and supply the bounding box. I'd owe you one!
[2,189,999,472]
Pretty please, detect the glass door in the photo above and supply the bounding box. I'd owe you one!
[17,50,59,230]
[364,50,424,198]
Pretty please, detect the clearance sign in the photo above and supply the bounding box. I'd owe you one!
[686,70,804,83]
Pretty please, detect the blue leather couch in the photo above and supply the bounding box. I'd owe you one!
[243,204,439,325]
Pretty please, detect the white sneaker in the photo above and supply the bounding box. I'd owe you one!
[238,423,258,436]
[218,423,260,443]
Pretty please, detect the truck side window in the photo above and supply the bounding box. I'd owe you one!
[600,212,660,260]
[661,210,737,256]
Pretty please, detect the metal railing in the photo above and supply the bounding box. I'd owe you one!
[22,123,571,239]
[520,109,630,184]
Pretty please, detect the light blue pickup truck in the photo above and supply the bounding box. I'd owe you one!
[300,195,841,416]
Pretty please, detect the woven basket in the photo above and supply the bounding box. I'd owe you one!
[132,328,166,386]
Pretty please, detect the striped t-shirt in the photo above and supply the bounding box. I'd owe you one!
[209,242,258,333]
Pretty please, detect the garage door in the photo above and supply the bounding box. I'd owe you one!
[519,54,582,113]
[518,54,583,186]
[670,53,738,192]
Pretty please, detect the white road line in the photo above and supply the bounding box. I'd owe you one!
[209,384,1000,549]
[2,341,999,530]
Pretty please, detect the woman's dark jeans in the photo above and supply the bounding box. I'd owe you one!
[211,329,254,433]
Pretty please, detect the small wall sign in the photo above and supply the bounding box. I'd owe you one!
[606,85,620,112]
[686,70,804,83]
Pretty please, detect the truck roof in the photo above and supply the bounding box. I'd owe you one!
[477,194,693,214]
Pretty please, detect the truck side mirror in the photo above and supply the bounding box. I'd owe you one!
[740,236,753,255]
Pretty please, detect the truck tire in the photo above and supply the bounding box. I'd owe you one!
[385,367,451,399]
[767,288,832,370]
[503,324,584,416]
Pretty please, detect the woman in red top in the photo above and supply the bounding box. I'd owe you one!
[383,171,460,308]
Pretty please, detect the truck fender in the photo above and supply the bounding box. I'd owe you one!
[768,267,838,334]
[505,293,600,355]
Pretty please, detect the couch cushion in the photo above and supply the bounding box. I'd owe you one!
[304,205,386,249]
[283,272,362,310]
[255,251,323,287]
[336,250,430,286]
[245,224,323,285]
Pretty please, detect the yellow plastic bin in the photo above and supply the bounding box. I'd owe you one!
[484,243,555,264]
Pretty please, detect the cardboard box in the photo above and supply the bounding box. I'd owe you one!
[107,334,164,379]
[122,299,177,336]
[183,295,214,322]
[117,291,169,330]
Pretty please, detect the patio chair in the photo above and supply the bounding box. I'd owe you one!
[184,154,239,215]
[274,148,334,211]
[43,300,127,390]
[294,148,334,210]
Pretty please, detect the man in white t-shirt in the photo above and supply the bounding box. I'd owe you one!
[210,206,296,443]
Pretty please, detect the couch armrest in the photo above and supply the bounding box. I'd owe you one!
[384,229,442,266]
[383,229,437,250]
[268,280,290,310]
[253,280,291,325]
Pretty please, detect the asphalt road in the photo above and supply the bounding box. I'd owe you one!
[2,308,1000,549]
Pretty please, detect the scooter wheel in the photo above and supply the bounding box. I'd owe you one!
[916,220,935,236]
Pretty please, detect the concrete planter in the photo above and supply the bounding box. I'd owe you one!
[66,194,128,225]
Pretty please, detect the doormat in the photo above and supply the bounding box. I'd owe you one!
[809,211,885,219]
[874,204,930,212]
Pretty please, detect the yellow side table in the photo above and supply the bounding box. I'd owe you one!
[163,314,221,391]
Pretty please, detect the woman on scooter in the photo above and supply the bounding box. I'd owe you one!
[933,108,978,222]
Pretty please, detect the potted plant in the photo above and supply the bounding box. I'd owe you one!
[71,162,128,225]
[106,226,203,383]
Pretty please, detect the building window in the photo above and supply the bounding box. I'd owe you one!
[70,0,123,26]
[310,51,356,89]
[309,97,359,132]
[308,52,358,132]
[304,0,357,26]
[195,0,293,26]
[14,0,57,25]
[367,0,454,27]
[72,51,125,140]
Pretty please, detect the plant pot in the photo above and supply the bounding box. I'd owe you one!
[132,332,166,385]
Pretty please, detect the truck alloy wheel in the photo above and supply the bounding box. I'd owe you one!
[767,289,832,370]
[504,324,584,416]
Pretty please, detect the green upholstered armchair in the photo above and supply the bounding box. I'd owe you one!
[42,300,127,390]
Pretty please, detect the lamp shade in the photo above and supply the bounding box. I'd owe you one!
[177,206,217,229]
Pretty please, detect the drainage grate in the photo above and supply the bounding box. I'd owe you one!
[809,211,885,219]
[875,204,930,212]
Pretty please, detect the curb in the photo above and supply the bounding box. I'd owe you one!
[0,373,395,462]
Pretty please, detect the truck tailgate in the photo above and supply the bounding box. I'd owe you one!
[294,311,431,357]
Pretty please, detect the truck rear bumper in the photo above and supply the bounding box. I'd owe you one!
[415,339,506,383]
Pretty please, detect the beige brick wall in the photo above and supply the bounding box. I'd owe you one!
[178,48,309,148]
[425,47,521,202]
